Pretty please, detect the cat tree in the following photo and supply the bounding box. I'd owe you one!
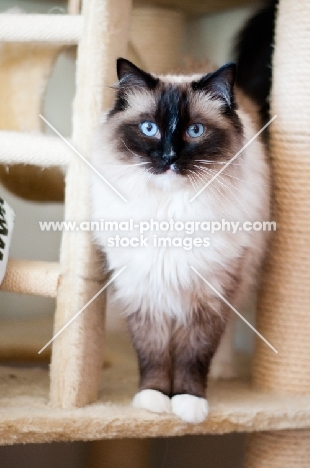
[0,0,310,467]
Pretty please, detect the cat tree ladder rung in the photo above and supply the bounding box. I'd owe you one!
[0,131,71,166]
[0,259,59,298]
[0,14,83,45]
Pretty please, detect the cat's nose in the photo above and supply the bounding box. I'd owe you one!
[163,148,177,164]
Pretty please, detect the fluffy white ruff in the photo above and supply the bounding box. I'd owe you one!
[132,389,171,414]
[171,394,209,424]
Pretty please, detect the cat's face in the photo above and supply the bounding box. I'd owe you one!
[106,59,244,190]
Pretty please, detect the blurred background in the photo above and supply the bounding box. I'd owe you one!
[0,0,261,466]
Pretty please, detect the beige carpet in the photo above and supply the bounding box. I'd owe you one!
[1,322,310,445]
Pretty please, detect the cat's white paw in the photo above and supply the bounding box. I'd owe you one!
[132,389,171,414]
[171,394,208,424]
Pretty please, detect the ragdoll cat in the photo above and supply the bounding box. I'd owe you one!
[91,58,270,424]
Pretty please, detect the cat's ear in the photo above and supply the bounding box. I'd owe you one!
[192,63,236,111]
[117,58,159,89]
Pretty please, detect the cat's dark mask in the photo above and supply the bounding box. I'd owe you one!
[109,58,243,177]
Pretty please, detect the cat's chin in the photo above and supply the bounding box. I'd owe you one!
[150,171,186,191]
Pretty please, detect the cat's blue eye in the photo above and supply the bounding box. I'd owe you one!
[186,123,204,138]
[139,121,159,137]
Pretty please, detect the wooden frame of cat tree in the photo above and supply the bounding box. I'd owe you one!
[0,0,310,466]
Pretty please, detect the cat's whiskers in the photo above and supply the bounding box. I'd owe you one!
[195,159,252,168]
[187,175,196,192]
[106,161,151,167]
[195,160,228,165]
[192,166,215,186]
[187,172,200,193]
[208,170,255,198]
[194,163,269,187]
[191,168,212,189]
[193,165,213,174]
[187,170,202,192]
[211,173,254,220]
[191,167,232,217]
[190,167,212,184]
[205,167,256,198]
[105,149,152,183]
[218,169,271,187]
[199,165,252,220]
[193,165,218,184]
[210,182,237,218]
[209,186,232,218]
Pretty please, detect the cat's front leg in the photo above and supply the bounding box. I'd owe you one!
[209,316,238,380]
[127,312,172,415]
[171,310,227,424]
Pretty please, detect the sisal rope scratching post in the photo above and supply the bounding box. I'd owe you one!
[0,259,59,297]
[245,431,310,468]
[128,6,184,74]
[244,0,310,466]
[50,0,132,408]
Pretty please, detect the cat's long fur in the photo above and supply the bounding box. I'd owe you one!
[91,59,270,423]
[235,0,277,123]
